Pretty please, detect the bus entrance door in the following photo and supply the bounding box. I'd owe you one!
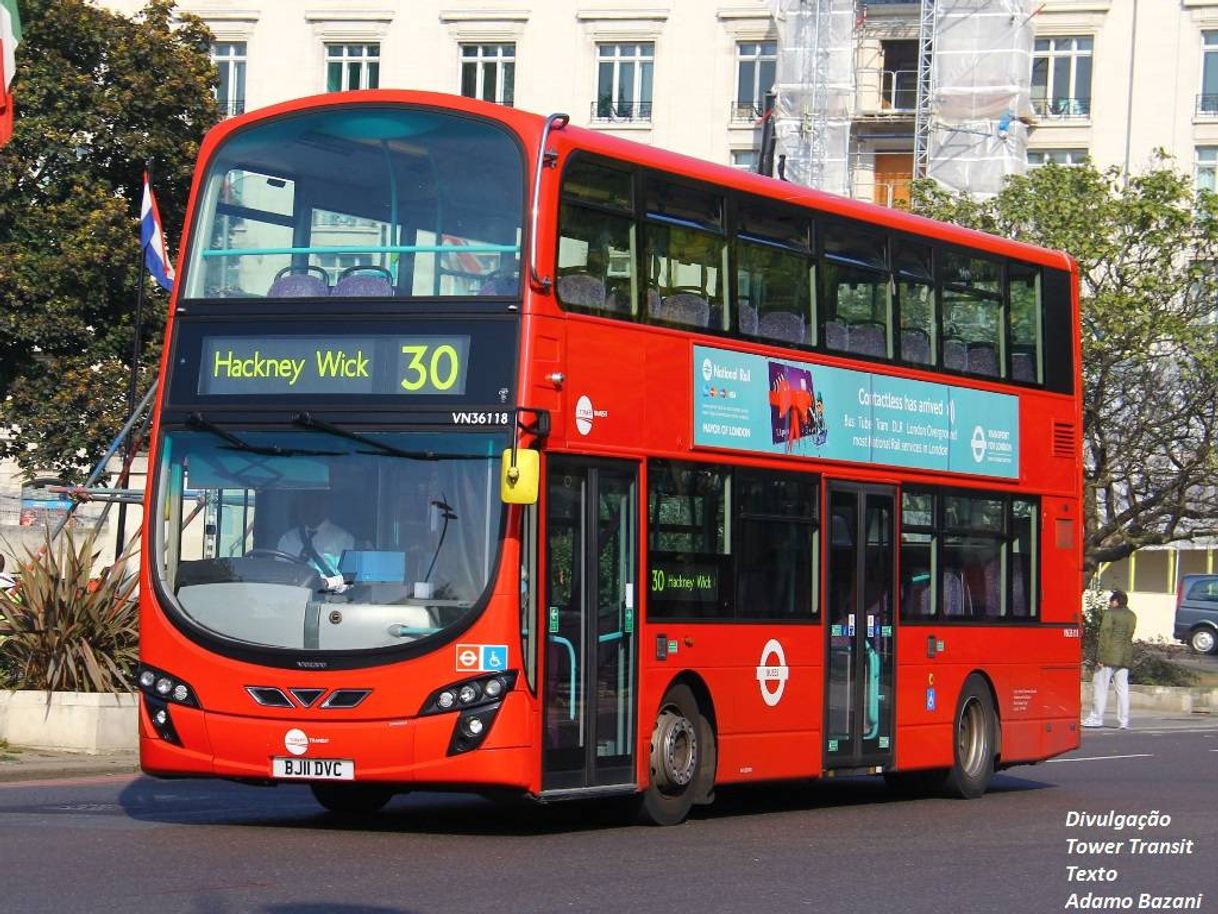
[541,459,639,793]
[824,484,896,773]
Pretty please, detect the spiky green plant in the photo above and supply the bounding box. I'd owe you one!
[0,529,138,692]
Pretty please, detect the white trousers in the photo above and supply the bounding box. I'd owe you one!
[1091,665,1130,726]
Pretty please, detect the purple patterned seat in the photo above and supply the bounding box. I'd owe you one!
[478,272,519,295]
[824,319,848,351]
[1011,348,1036,382]
[738,302,759,335]
[942,570,971,616]
[758,310,806,344]
[966,342,998,377]
[656,292,710,327]
[333,266,393,297]
[943,338,967,371]
[901,328,931,365]
[556,273,606,308]
[848,321,887,357]
[268,266,329,298]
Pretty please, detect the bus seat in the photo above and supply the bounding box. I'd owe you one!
[824,319,848,351]
[758,310,806,344]
[848,321,887,357]
[738,302,759,335]
[966,342,998,376]
[943,337,967,371]
[556,272,606,308]
[657,292,710,327]
[942,570,970,616]
[644,286,662,317]
[1011,348,1036,382]
[1011,560,1028,615]
[983,560,1001,618]
[901,327,931,365]
[333,265,393,297]
[268,265,330,297]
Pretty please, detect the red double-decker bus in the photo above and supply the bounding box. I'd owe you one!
[139,90,1082,824]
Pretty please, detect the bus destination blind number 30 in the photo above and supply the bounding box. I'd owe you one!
[198,335,472,397]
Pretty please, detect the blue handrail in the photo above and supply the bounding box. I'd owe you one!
[201,243,520,258]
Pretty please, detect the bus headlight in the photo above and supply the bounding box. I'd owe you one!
[135,665,200,709]
[449,704,501,756]
[419,671,517,716]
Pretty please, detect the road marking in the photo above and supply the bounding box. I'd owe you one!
[1047,753,1154,764]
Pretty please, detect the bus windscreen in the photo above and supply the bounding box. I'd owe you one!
[181,106,525,300]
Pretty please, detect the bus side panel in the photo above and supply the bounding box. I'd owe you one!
[894,627,1080,771]
[638,625,823,786]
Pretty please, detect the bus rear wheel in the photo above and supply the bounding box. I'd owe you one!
[635,684,711,826]
[310,783,396,816]
[943,676,997,799]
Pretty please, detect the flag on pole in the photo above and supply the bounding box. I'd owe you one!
[0,0,22,148]
[141,171,175,292]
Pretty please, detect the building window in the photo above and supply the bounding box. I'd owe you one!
[594,42,654,122]
[1027,148,1088,168]
[461,43,515,106]
[212,42,247,118]
[1197,147,1218,192]
[731,149,759,171]
[734,41,776,120]
[326,43,380,92]
[1202,32,1218,115]
[1031,36,1092,118]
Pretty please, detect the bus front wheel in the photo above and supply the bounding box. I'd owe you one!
[943,676,997,799]
[310,783,396,816]
[635,684,710,826]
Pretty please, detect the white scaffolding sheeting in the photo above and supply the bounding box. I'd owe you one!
[925,0,1034,195]
[772,0,856,196]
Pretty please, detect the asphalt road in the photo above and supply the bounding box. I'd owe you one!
[1,720,1215,914]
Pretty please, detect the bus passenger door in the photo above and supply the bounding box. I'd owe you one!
[542,458,639,792]
[824,484,896,772]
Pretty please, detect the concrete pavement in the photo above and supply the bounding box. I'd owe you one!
[0,746,139,783]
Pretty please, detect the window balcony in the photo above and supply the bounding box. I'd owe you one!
[1197,94,1218,117]
[591,100,653,123]
[880,70,917,112]
[1031,97,1091,119]
[730,100,767,123]
[219,98,246,118]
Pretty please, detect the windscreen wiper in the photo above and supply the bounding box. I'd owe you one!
[292,412,494,461]
[187,412,342,457]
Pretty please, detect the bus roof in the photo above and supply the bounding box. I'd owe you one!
[202,89,1076,275]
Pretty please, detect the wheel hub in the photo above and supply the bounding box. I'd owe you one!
[656,711,698,790]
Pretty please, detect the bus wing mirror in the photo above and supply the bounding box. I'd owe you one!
[501,448,540,505]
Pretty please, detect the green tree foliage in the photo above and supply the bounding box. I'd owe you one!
[913,160,1218,572]
[0,0,218,480]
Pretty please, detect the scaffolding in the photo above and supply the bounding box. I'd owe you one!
[924,0,1034,195]
[773,0,1034,199]
[772,0,856,196]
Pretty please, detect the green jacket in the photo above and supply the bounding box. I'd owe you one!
[1097,605,1137,668]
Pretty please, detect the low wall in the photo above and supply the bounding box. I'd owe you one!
[0,691,138,753]
[1082,683,1218,714]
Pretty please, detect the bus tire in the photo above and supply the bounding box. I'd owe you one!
[635,684,705,826]
[310,783,396,816]
[943,676,997,800]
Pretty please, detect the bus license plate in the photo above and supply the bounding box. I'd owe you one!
[272,757,354,780]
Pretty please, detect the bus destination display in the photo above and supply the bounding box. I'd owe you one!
[199,335,471,397]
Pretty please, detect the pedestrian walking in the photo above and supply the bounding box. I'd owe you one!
[1083,590,1137,729]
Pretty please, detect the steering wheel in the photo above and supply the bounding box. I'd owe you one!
[247,548,313,567]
